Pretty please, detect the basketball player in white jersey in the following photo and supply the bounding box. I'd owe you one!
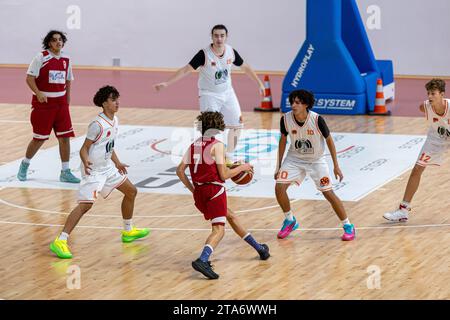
[50,86,149,259]
[274,90,356,241]
[384,78,450,222]
[154,24,265,161]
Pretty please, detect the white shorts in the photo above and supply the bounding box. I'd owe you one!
[199,90,242,128]
[276,155,333,192]
[416,136,449,167]
[78,167,127,203]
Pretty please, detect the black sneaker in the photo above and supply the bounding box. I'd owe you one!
[192,258,219,279]
[258,244,270,260]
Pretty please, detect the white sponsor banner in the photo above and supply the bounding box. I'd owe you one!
[0,125,426,201]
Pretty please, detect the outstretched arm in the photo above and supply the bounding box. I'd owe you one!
[240,63,265,96]
[154,64,194,92]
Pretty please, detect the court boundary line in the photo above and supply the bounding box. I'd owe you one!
[0,219,449,232]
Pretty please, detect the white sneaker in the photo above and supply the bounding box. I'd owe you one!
[383,209,409,222]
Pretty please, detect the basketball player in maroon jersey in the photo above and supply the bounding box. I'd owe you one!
[176,111,270,280]
[17,30,80,183]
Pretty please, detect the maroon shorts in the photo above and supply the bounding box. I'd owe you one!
[193,184,227,225]
[30,95,74,140]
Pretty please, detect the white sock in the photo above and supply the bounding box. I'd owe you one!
[400,201,411,211]
[341,218,350,226]
[23,157,31,164]
[123,219,133,231]
[284,211,294,221]
[58,232,69,241]
[62,162,70,171]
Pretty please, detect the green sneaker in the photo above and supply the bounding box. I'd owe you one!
[50,238,73,259]
[60,169,81,183]
[122,227,150,243]
[17,161,30,181]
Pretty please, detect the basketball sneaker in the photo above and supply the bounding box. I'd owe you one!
[277,217,299,239]
[60,169,81,183]
[258,244,270,260]
[50,238,73,259]
[383,208,409,222]
[121,227,150,243]
[17,161,30,181]
[341,224,356,241]
[192,258,219,279]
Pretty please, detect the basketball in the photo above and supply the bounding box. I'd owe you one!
[230,162,253,185]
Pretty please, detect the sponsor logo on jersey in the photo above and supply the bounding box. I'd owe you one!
[294,138,314,154]
[106,130,111,138]
[63,60,67,69]
[433,118,439,123]
[307,129,314,135]
[211,61,216,66]
[214,69,229,85]
[437,126,450,139]
[291,130,297,135]
[48,70,66,84]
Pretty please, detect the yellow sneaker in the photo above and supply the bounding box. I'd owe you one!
[50,238,73,259]
[121,227,150,243]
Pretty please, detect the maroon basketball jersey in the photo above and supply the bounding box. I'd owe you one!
[188,137,224,185]
[34,50,71,95]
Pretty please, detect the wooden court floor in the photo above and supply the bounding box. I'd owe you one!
[0,103,448,300]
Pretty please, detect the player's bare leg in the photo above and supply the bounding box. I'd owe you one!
[50,202,93,259]
[117,179,149,243]
[275,182,298,239]
[322,190,347,221]
[403,164,425,202]
[57,137,70,162]
[25,139,45,159]
[225,116,243,163]
[58,137,80,183]
[62,203,93,234]
[116,179,137,220]
[322,190,355,241]
[384,164,425,222]
[192,224,224,279]
[18,139,45,181]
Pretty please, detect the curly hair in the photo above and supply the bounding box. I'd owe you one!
[289,89,315,110]
[93,85,120,107]
[425,78,445,93]
[196,111,226,136]
[42,30,67,50]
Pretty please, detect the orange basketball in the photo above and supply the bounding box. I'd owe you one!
[230,162,253,185]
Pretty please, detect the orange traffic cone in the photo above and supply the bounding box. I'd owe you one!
[254,75,280,112]
[369,78,391,115]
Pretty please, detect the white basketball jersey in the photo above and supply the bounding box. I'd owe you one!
[87,114,119,172]
[424,99,450,143]
[198,44,235,94]
[284,111,325,161]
